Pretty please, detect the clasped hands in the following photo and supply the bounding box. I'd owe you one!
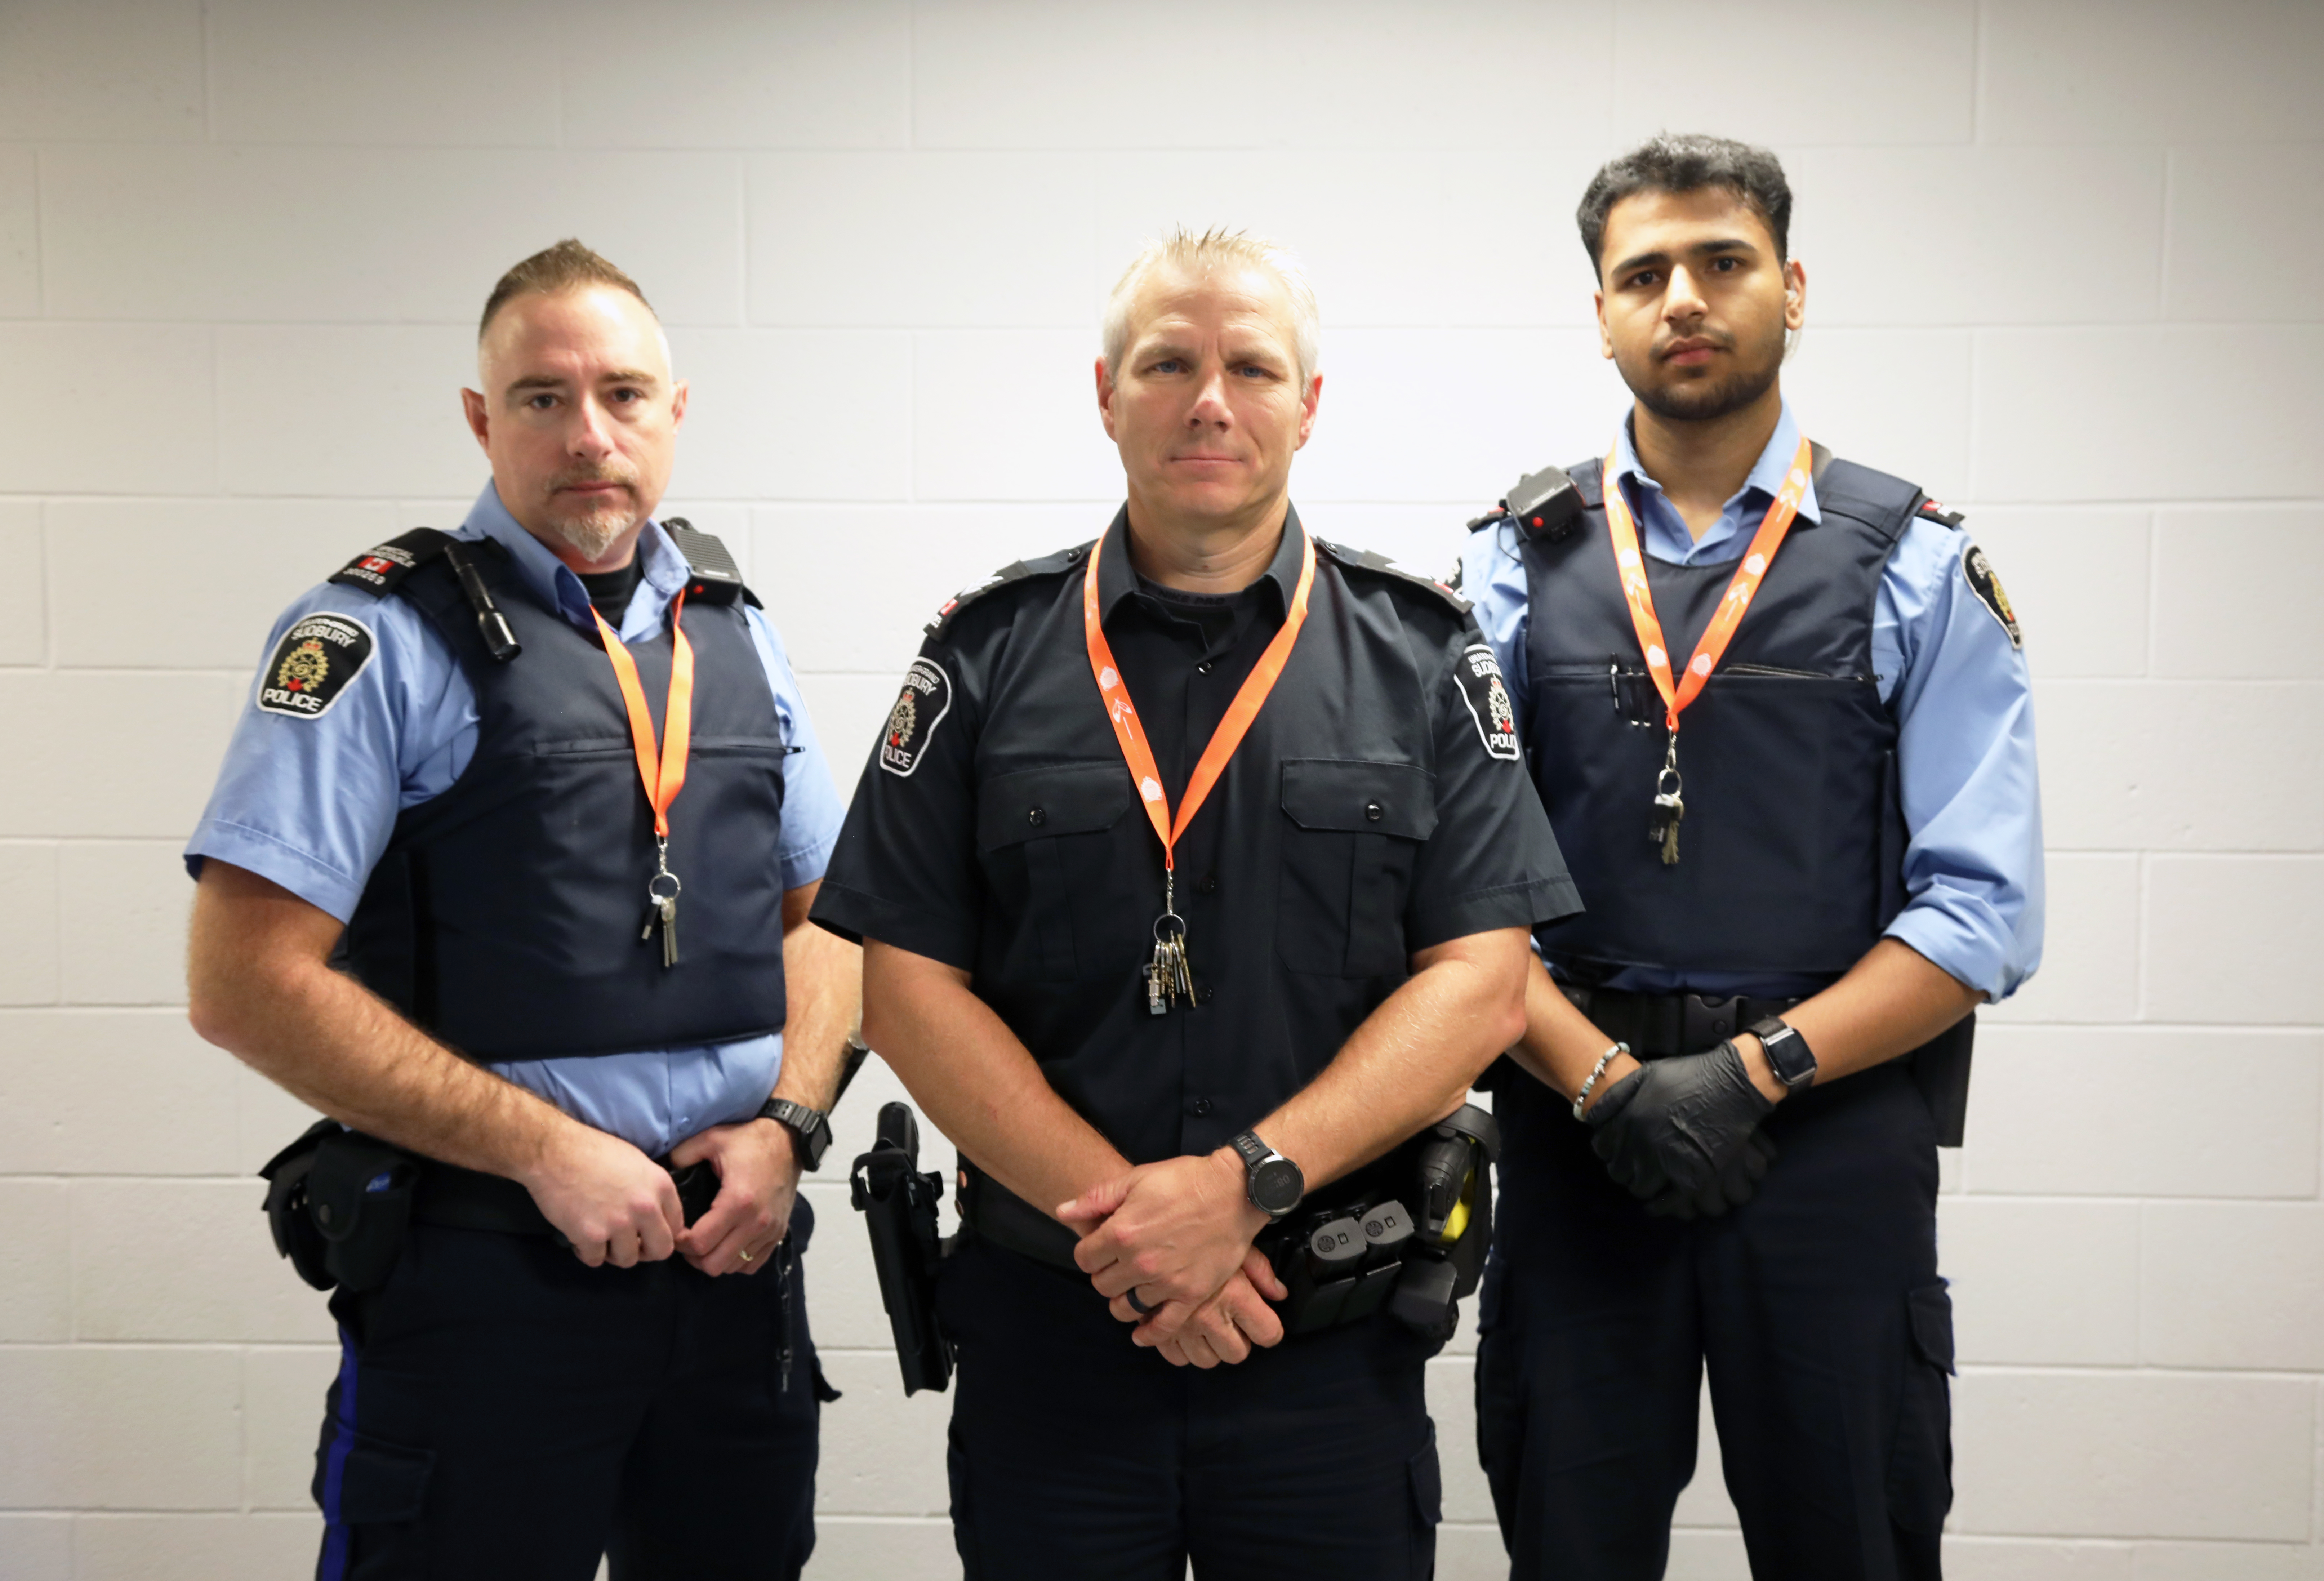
[525,1114,801,1276]
[1584,1037,1781,1220]
[1056,1151,1288,1370]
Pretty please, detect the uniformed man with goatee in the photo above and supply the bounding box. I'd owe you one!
[187,240,855,1580]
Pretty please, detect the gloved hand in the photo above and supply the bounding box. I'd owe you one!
[1645,1128,1778,1221]
[1584,1040,1778,1219]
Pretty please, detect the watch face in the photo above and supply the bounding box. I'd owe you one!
[1760,1026,1816,1087]
[1250,1157,1304,1216]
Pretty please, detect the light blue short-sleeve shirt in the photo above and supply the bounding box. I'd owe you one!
[1460,402,2044,1003]
[186,484,849,1155]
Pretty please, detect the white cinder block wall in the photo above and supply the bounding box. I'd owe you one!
[2,2,2319,1576]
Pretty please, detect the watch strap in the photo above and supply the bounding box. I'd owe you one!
[758,1099,831,1170]
[1748,1016,1817,1089]
[1228,1130,1274,1170]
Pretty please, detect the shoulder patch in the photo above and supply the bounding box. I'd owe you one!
[327,528,454,597]
[1960,542,2022,650]
[878,658,954,777]
[1453,643,1523,762]
[1315,538,1470,613]
[1917,496,1965,528]
[927,543,1090,638]
[256,613,375,720]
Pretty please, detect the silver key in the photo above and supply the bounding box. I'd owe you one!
[1650,789,1684,865]
[659,895,679,968]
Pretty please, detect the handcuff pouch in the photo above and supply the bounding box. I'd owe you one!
[259,1119,339,1291]
[306,1129,420,1293]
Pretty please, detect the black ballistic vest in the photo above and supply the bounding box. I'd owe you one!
[342,542,789,1059]
[1524,457,1927,988]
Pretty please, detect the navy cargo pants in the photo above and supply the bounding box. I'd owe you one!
[936,1232,1447,1580]
[1476,1061,1953,1580]
[313,1197,828,1580]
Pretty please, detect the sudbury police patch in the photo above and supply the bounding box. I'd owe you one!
[256,613,374,720]
[878,657,953,776]
[1960,542,2022,650]
[1454,643,1523,762]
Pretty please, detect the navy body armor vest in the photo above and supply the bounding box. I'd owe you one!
[1524,455,1929,989]
[338,533,789,1060]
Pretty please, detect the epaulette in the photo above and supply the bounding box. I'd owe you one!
[1314,538,1470,613]
[1464,463,1586,543]
[660,517,760,607]
[927,542,1093,638]
[328,528,454,596]
[1914,496,1965,529]
[329,527,522,663]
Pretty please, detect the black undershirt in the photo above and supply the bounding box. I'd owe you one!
[577,557,644,625]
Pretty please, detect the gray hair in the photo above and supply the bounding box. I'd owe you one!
[1099,227,1320,386]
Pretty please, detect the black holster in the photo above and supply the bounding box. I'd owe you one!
[1257,1103,1501,1344]
[850,1101,953,1396]
[258,1122,419,1294]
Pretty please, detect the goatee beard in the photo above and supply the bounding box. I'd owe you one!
[547,505,632,563]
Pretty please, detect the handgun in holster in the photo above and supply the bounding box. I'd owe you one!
[850,1101,954,1395]
[1257,1103,1501,1343]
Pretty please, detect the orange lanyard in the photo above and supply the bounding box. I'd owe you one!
[1084,524,1315,1011]
[1083,526,1315,876]
[1602,435,1813,734]
[592,591,693,845]
[1603,436,1812,865]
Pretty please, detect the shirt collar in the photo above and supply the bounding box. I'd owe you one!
[1095,501,1305,621]
[458,482,692,637]
[1609,397,1821,533]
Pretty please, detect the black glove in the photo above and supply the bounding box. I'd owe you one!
[1644,1128,1778,1221]
[1584,1041,1778,1219]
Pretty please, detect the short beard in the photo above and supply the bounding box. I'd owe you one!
[1623,321,1787,425]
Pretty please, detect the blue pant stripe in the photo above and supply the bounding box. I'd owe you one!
[317,1326,359,1581]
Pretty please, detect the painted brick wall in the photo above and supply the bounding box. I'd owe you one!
[1,3,2319,1576]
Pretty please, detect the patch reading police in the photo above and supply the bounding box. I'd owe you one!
[1960,542,2022,650]
[1453,643,1523,762]
[255,613,375,720]
[878,657,953,777]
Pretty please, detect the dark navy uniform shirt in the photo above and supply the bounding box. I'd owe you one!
[813,506,1579,1167]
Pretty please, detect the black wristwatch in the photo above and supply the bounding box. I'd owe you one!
[1228,1131,1305,1220]
[1747,1016,1818,1092]
[758,1099,832,1171]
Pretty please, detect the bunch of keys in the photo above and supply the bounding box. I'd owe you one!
[1647,736,1685,867]
[1145,909,1194,1015]
[640,846,682,968]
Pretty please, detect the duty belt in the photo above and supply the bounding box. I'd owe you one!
[1562,984,1805,1058]
[955,1159,1080,1272]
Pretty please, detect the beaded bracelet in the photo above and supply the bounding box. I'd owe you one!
[1572,1042,1630,1121]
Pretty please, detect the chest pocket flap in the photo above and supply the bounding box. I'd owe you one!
[1278,760,1437,977]
[1281,760,1437,840]
[978,761,1138,981]
[977,761,1136,850]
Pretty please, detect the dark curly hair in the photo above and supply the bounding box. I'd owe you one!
[1576,134,1793,279]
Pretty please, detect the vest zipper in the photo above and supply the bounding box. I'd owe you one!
[1723,662,1878,683]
